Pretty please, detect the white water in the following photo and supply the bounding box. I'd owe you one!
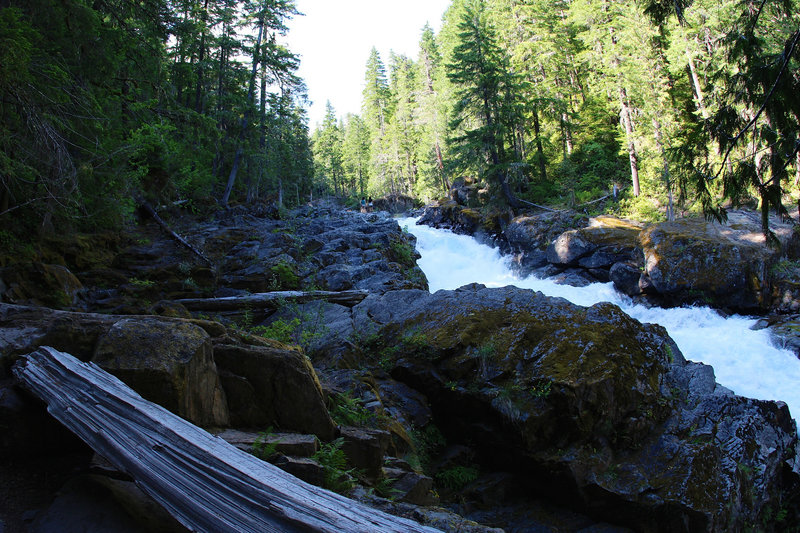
[399,217,800,423]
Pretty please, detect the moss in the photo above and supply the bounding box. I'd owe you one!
[269,261,300,290]
[376,291,670,449]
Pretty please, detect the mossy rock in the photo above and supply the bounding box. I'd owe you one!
[640,219,774,310]
[0,262,83,308]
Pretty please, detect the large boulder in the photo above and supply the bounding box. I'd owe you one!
[93,317,229,427]
[639,218,774,310]
[212,341,337,441]
[0,262,83,308]
[351,285,800,532]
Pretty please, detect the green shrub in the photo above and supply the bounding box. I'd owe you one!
[313,438,355,493]
[435,465,479,491]
[329,391,375,427]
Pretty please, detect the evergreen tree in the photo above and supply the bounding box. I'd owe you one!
[446,0,523,207]
[416,23,450,197]
[312,101,345,196]
[670,0,800,242]
[342,114,371,196]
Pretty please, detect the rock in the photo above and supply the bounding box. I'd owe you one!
[213,342,337,441]
[383,467,436,505]
[0,379,85,455]
[30,474,187,533]
[546,230,596,265]
[640,217,776,311]
[0,263,83,308]
[93,317,230,427]
[754,314,800,356]
[609,262,643,296]
[352,285,800,531]
[272,455,326,487]
[503,211,589,257]
[340,426,392,482]
[216,429,319,457]
[373,194,418,214]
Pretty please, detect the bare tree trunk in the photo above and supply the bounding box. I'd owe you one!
[532,104,547,182]
[619,86,640,197]
[194,0,209,114]
[221,9,266,207]
[683,35,709,120]
[653,119,674,220]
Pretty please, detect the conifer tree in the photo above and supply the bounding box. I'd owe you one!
[446,0,523,208]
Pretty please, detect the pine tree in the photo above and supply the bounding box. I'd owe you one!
[446,0,523,208]
[312,101,345,196]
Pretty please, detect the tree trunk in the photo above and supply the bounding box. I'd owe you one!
[532,104,548,182]
[561,111,573,156]
[13,347,442,533]
[653,119,674,221]
[174,289,368,311]
[619,86,640,197]
[685,40,709,120]
[221,10,265,207]
[194,0,209,114]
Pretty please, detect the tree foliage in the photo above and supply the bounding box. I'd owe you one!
[0,0,311,235]
[311,0,799,234]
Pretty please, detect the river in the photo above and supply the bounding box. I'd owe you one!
[398,217,800,425]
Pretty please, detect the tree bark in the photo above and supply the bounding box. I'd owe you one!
[174,290,369,311]
[138,199,212,266]
[532,104,548,182]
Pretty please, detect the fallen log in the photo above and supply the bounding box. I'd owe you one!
[13,347,440,533]
[174,289,369,311]
[138,198,213,267]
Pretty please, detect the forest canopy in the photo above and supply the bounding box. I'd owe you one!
[311,0,800,238]
[0,0,312,234]
[1,0,798,240]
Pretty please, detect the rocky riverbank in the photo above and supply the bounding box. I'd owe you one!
[1,200,799,532]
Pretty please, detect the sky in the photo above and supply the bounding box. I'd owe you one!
[281,0,452,129]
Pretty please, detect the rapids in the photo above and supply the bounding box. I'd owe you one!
[399,217,800,425]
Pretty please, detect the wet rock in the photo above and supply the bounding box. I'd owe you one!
[93,317,229,427]
[352,285,800,531]
[610,262,643,296]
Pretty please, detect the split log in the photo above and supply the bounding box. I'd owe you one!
[174,289,369,311]
[13,347,441,533]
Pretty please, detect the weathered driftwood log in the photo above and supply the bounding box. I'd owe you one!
[174,290,369,311]
[13,347,440,533]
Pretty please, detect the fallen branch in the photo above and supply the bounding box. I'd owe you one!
[13,347,441,533]
[138,199,213,267]
[174,290,369,311]
[516,198,564,212]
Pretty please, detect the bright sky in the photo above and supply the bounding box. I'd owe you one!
[282,0,452,129]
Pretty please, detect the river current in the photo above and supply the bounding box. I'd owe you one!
[398,217,800,425]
